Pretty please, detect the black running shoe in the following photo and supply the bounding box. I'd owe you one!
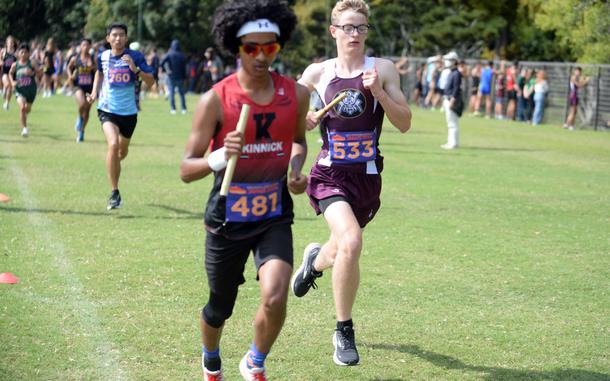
[291,243,323,297]
[333,326,360,366]
[107,190,122,210]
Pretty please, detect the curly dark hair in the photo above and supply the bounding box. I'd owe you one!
[213,0,297,55]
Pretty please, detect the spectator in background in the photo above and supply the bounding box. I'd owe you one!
[516,67,528,121]
[522,68,536,123]
[468,62,481,114]
[412,63,425,106]
[42,37,57,97]
[437,57,452,108]
[564,67,590,130]
[201,47,223,92]
[505,61,518,120]
[458,60,468,78]
[441,51,462,150]
[475,60,493,118]
[532,70,549,125]
[424,55,440,108]
[458,60,468,104]
[187,52,201,93]
[431,59,444,109]
[146,47,160,97]
[161,39,187,114]
[494,61,506,120]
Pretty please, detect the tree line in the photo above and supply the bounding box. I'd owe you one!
[1,0,607,73]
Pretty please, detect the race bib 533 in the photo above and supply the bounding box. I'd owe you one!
[329,130,377,163]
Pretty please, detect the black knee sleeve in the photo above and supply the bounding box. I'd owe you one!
[202,291,237,329]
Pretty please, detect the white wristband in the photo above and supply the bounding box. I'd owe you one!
[207,147,228,171]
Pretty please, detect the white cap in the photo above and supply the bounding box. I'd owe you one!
[426,55,440,64]
[236,19,280,38]
[443,51,459,61]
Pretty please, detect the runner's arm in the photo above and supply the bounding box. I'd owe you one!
[181,90,242,183]
[87,70,102,103]
[67,57,77,81]
[298,62,324,130]
[8,63,16,88]
[364,58,411,133]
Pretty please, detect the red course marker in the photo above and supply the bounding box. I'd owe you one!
[0,272,19,284]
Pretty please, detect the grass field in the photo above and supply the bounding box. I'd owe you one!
[1,93,609,381]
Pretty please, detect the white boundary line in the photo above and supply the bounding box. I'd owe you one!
[8,155,130,380]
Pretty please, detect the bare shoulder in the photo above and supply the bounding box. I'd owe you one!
[193,88,223,125]
[374,57,399,73]
[197,87,220,107]
[299,61,325,89]
[295,82,310,100]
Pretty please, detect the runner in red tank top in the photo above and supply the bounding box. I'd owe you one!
[180,1,309,380]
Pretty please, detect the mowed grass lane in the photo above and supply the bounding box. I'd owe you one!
[1,94,608,380]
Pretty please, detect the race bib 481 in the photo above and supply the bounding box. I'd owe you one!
[226,181,282,222]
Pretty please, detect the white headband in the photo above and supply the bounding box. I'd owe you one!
[236,19,280,38]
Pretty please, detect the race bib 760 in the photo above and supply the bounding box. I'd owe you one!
[108,67,132,87]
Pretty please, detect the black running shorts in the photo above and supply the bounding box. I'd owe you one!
[204,222,293,296]
[97,109,138,139]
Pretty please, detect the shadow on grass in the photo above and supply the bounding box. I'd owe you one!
[0,206,139,218]
[463,146,540,152]
[131,142,176,148]
[148,204,201,219]
[0,138,28,144]
[32,133,73,142]
[368,343,609,381]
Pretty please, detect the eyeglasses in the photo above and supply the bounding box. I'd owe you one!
[332,24,371,35]
[239,42,281,57]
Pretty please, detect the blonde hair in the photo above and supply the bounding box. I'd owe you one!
[331,0,370,24]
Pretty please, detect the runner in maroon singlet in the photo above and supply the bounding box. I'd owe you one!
[290,0,411,367]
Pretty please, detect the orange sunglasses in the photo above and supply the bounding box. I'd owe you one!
[239,42,281,57]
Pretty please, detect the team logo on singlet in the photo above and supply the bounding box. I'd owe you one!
[241,112,284,158]
[334,89,366,119]
[254,113,276,140]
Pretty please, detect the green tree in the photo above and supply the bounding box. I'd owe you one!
[528,0,610,63]
[0,0,87,47]
[505,2,574,62]
[84,0,222,53]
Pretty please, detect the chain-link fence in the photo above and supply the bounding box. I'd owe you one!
[392,57,610,131]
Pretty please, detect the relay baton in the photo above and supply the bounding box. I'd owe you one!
[219,104,251,196]
[314,91,347,119]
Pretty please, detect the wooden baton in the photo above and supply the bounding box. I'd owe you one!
[314,91,347,119]
[219,104,251,196]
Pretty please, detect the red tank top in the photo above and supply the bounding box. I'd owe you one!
[204,72,298,238]
[212,72,297,182]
